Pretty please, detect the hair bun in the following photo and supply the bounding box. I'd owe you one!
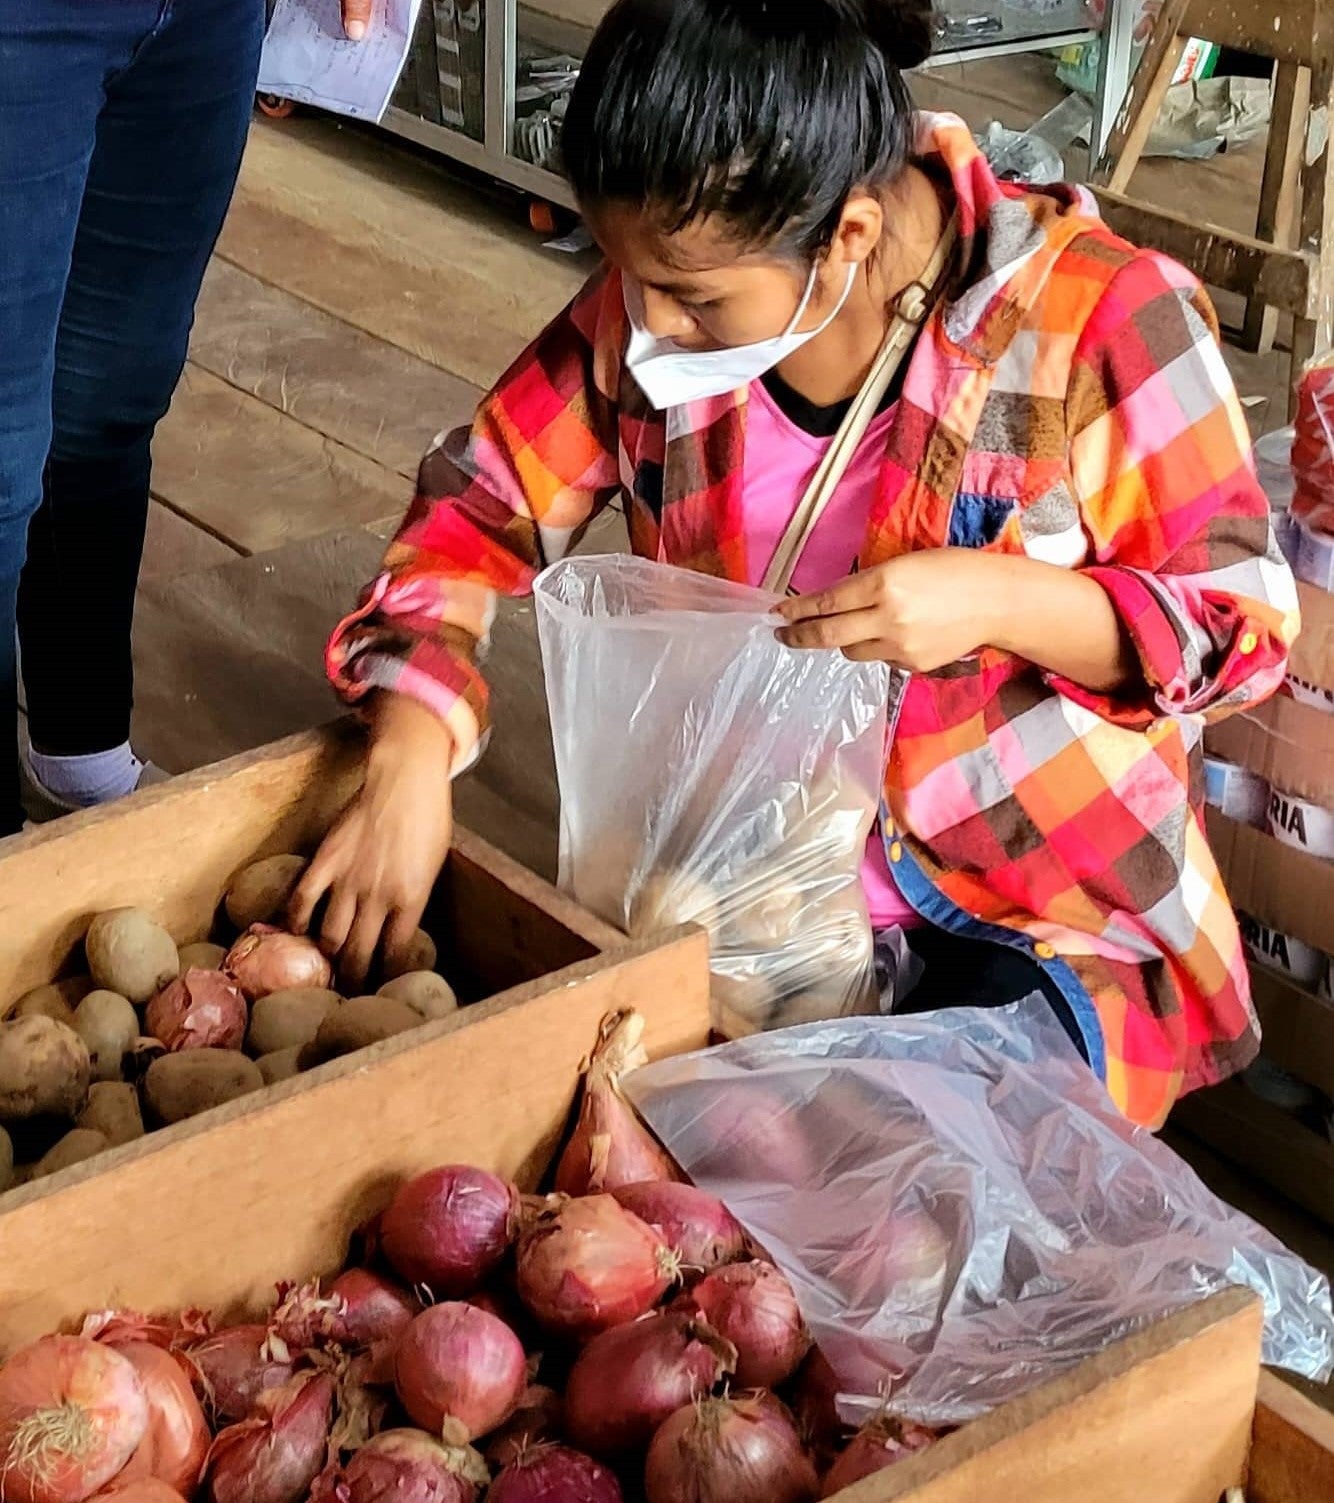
[859,0,935,70]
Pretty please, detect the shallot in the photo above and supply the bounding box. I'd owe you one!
[185,1326,293,1423]
[516,1194,677,1338]
[223,926,332,1001]
[88,1337,209,1499]
[644,1393,818,1503]
[0,1335,149,1503]
[381,1165,520,1296]
[318,1428,487,1503]
[394,1302,527,1443]
[564,1314,735,1457]
[610,1183,747,1272]
[489,1443,624,1503]
[684,1261,810,1388]
[204,1370,334,1503]
[820,1414,938,1496]
[145,972,248,1054]
[554,1011,681,1195]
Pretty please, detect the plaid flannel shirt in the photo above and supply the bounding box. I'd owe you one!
[329,114,1298,1127]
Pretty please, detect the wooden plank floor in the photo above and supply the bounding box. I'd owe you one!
[125,59,1334,1312]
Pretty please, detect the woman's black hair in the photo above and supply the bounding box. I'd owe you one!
[560,0,933,259]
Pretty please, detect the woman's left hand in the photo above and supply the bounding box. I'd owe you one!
[776,550,1003,671]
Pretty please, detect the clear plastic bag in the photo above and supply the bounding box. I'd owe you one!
[1292,355,1334,536]
[533,556,891,1037]
[626,997,1334,1423]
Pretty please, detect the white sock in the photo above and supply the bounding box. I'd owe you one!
[28,742,143,807]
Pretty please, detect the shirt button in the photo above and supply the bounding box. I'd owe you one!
[1239,631,1258,655]
[889,841,903,863]
[1034,941,1057,960]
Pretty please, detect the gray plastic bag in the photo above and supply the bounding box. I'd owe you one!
[626,997,1334,1424]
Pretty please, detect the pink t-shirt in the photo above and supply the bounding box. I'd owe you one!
[742,379,919,930]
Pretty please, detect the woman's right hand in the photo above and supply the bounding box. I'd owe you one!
[289,693,457,990]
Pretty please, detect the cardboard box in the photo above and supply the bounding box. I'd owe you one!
[1250,965,1334,1100]
[1206,694,1334,810]
[1290,579,1334,696]
[1206,809,1334,958]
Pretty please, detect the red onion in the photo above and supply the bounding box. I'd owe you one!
[381,1165,520,1296]
[788,1349,843,1465]
[394,1302,527,1443]
[483,1385,564,1470]
[326,1268,420,1348]
[320,1429,488,1503]
[267,1269,418,1357]
[564,1314,735,1457]
[0,1336,149,1503]
[820,1415,938,1496]
[516,1194,677,1338]
[611,1183,747,1273]
[645,1393,818,1503]
[93,1339,209,1500]
[204,1370,334,1503]
[489,1443,624,1503]
[554,1010,681,1195]
[223,925,332,1001]
[684,1262,809,1388]
[145,971,248,1053]
[185,1326,294,1423]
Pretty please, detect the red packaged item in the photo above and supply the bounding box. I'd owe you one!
[1290,356,1334,535]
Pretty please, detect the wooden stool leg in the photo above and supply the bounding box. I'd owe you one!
[1094,0,1192,191]
[1243,63,1310,357]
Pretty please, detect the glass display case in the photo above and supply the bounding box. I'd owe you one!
[379,0,1133,210]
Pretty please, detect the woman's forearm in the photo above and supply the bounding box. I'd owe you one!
[982,555,1139,694]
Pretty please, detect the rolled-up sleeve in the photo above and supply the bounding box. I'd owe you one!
[1053,251,1299,728]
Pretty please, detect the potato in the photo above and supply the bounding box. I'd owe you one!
[257,1047,302,1085]
[35,1128,109,1178]
[725,883,805,949]
[10,984,78,1030]
[300,996,422,1069]
[224,854,308,930]
[630,871,722,937]
[247,988,341,1056]
[0,1016,91,1120]
[0,1126,13,1194]
[144,1049,264,1125]
[378,972,458,1021]
[73,991,140,1082]
[178,941,227,971]
[383,929,437,980]
[86,909,179,1004]
[77,1082,145,1147]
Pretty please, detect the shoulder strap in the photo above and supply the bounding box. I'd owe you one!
[761,220,959,597]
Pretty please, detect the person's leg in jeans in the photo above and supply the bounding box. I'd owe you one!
[0,6,141,834]
[17,0,263,807]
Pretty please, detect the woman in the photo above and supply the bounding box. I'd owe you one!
[294,0,1297,1128]
[0,0,370,835]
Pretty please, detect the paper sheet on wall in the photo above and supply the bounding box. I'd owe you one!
[258,0,423,122]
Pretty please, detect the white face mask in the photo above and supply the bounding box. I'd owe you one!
[623,262,857,409]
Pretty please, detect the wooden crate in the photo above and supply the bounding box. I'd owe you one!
[0,721,624,1012]
[0,925,1327,1496]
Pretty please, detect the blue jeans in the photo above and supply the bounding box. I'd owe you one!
[0,0,264,833]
